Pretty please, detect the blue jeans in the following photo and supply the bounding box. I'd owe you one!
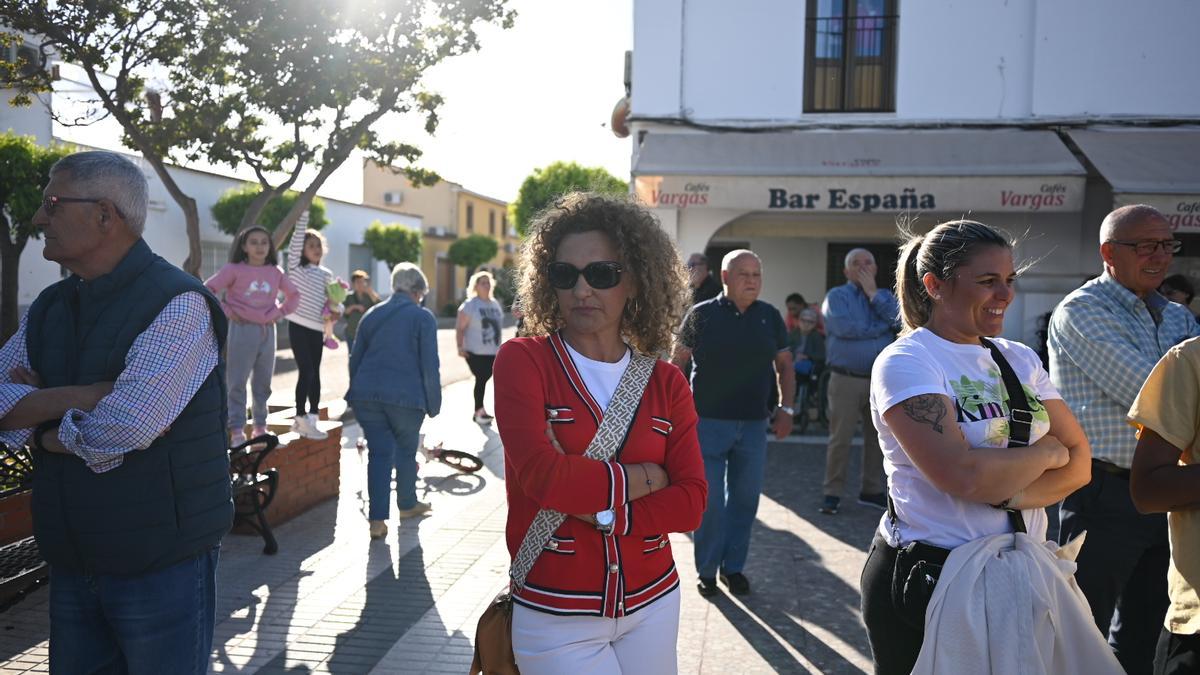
[693,417,769,578]
[49,546,219,674]
[355,400,425,519]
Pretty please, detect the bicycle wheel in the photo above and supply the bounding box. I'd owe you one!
[436,449,484,474]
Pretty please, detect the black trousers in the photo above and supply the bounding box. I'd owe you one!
[1059,461,1171,675]
[289,322,324,416]
[1155,629,1200,675]
[860,531,926,675]
[465,353,495,412]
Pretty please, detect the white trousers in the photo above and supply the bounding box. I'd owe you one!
[511,587,681,675]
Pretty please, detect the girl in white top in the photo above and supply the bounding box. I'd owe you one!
[285,218,338,440]
[860,220,1092,675]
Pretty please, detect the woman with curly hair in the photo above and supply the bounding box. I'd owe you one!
[492,192,707,673]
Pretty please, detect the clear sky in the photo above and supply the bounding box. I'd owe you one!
[400,0,634,202]
[53,0,634,206]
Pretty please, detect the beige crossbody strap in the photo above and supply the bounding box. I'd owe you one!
[509,351,656,592]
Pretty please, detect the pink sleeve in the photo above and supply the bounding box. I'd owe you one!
[203,265,235,317]
[274,270,302,319]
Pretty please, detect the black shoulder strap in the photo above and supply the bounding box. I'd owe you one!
[979,337,1029,535]
[886,337,1033,538]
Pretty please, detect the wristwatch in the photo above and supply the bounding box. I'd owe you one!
[594,509,615,535]
[777,405,796,416]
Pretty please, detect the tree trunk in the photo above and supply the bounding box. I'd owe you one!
[271,164,339,251]
[143,158,202,277]
[0,221,29,342]
[238,186,280,236]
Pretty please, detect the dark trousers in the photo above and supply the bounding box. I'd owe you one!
[465,353,495,412]
[289,322,324,416]
[1155,629,1200,675]
[860,532,926,675]
[1059,461,1171,675]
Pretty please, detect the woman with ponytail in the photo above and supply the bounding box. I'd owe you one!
[860,221,1117,673]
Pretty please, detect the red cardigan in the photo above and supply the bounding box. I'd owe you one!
[494,333,707,617]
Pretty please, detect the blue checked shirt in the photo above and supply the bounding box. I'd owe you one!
[0,292,219,473]
[1048,273,1198,469]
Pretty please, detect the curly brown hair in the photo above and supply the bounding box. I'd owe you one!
[517,192,690,355]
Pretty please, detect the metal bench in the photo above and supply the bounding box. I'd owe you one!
[0,444,46,611]
[229,434,281,555]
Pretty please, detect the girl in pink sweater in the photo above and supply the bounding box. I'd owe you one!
[205,226,301,445]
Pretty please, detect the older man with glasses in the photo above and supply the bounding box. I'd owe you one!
[0,151,231,673]
[1049,204,1198,675]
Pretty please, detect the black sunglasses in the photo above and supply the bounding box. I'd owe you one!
[1107,239,1183,256]
[548,261,624,290]
[42,195,104,215]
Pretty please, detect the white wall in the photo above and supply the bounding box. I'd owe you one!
[0,93,52,141]
[1031,0,1200,117]
[897,0,1037,119]
[679,0,805,120]
[632,0,1200,123]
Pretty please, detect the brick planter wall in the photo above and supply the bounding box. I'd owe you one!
[233,423,343,532]
[0,492,32,546]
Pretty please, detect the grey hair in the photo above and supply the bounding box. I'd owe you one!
[391,262,429,296]
[49,151,148,235]
[844,248,874,269]
[720,249,760,272]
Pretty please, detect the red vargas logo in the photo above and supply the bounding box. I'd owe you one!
[1166,201,1200,231]
[650,182,710,208]
[1000,183,1068,210]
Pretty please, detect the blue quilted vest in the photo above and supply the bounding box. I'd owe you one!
[25,239,234,575]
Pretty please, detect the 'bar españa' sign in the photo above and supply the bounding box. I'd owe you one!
[635,176,1085,213]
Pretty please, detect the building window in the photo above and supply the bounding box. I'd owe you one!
[804,0,897,113]
[489,210,496,235]
[199,241,231,281]
[466,204,474,231]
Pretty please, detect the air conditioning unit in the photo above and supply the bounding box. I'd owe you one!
[383,191,403,205]
[427,226,448,237]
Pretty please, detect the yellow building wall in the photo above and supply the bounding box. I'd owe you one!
[362,160,518,315]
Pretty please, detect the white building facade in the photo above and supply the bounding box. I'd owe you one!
[629,0,1200,345]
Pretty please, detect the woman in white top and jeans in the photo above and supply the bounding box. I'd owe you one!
[860,220,1092,674]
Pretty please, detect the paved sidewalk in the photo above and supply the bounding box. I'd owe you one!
[0,329,886,673]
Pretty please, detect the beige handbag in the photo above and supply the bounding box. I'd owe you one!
[470,350,656,674]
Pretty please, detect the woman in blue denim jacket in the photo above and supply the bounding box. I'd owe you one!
[346,263,442,540]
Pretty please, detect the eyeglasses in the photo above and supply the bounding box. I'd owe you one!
[548,261,623,290]
[42,195,104,215]
[1107,239,1183,256]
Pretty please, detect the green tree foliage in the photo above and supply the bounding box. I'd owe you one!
[511,161,628,236]
[363,221,422,267]
[0,0,516,272]
[0,133,74,339]
[448,235,498,274]
[211,185,328,237]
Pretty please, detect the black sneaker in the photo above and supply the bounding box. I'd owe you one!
[719,571,751,596]
[857,492,887,510]
[819,495,840,515]
[696,576,719,598]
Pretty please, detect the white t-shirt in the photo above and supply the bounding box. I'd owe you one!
[869,327,1061,549]
[564,341,631,411]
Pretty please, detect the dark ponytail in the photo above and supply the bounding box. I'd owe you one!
[894,220,1012,333]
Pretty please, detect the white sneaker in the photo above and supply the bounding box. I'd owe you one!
[397,502,433,519]
[291,414,328,440]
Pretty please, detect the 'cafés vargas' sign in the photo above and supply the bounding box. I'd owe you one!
[635,176,1085,214]
[1116,194,1200,232]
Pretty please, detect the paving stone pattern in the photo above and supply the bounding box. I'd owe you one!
[0,329,893,674]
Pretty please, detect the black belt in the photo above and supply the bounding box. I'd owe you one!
[1093,459,1131,480]
[829,365,870,379]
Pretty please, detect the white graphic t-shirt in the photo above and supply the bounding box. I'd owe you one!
[459,297,505,355]
[870,327,1061,549]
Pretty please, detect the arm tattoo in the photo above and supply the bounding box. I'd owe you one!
[901,395,947,434]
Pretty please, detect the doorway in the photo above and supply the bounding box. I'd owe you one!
[824,242,899,297]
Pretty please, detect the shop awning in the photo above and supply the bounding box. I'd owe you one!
[632,129,1086,214]
[633,129,1085,177]
[1068,128,1200,231]
[1067,128,1200,195]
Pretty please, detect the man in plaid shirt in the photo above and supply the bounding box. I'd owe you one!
[1049,204,1198,674]
[0,151,231,673]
